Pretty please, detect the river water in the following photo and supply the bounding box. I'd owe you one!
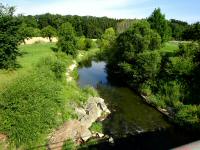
[78,60,199,150]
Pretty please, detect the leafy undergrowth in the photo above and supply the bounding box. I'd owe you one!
[89,122,103,133]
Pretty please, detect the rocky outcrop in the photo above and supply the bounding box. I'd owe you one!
[48,97,110,150]
[78,97,110,128]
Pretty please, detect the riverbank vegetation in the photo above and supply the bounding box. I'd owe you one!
[1,2,200,148]
[102,9,200,130]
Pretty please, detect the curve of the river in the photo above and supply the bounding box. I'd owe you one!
[78,60,198,150]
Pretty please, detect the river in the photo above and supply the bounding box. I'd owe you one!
[78,60,198,150]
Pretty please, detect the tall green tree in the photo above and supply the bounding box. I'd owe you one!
[57,22,77,56]
[170,19,188,40]
[99,27,116,50]
[148,8,171,43]
[182,22,200,41]
[41,25,57,42]
[0,4,22,69]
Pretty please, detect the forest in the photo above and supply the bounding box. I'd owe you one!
[0,2,200,149]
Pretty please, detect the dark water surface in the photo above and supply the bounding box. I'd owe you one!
[78,61,199,150]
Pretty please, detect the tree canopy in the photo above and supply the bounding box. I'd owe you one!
[57,22,77,56]
[148,8,171,43]
[0,3,22,69]
[41,25,57,42]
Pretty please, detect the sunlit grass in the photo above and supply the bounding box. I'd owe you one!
[0,43,56,91]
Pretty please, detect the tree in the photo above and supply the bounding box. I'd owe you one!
[112,21,161,63]
[0,4,22,69]
[41,25,57,42]
[107,21,162,87]
[18,23,41,44]
[57,22,77,56]
[99,27,116,50]
[148,8,171,43]
[182,22,200,41]
[170,19,189,40]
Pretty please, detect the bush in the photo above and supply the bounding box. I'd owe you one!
[89,122,103,133]
[166,56,195,76]
[85,38,96,49]
[136,51,162,80]
[37,56,66,80]
[62,140,76,150]
[175,105,199,127]
[76,36,86,50]
[156,81,183,107]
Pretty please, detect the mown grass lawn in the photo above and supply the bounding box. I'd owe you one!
[0,43,56,91]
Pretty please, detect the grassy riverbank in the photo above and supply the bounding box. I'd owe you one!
[0,43,99,149]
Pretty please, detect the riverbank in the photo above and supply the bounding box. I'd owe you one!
[0,43,106,149]
[47,48,111,149]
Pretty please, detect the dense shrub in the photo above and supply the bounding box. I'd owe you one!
[175,105,200,127]
[85,38,96,49]
[76,36,86,50]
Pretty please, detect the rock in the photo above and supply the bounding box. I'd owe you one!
[79,97,110,128]
[48,97,111,149]
[75,107,86,119]
[96,132,104,138]
[80,127,92,141]
[108,137,114,144]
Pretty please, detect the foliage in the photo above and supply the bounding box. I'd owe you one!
[116,19,138,34]
[99,27,116,51]
[18,23,41,43]
[107,16,200,129]
[0,3,22,69]
[148,8,171,43]
[33,13,118,38]
[170,19,189,40]
[110,20,161,64]
[62,140,76,150]
[175,105,200,127]
[136,51,162,80]
[89,122,103,133]
[76,36,86,50]
[57,22,77,56]
[41,25,57,42]
[182,22,200,41]
[85,38,96,49]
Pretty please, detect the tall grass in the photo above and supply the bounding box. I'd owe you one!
[0,43,99,148]
[0,55,66,147]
